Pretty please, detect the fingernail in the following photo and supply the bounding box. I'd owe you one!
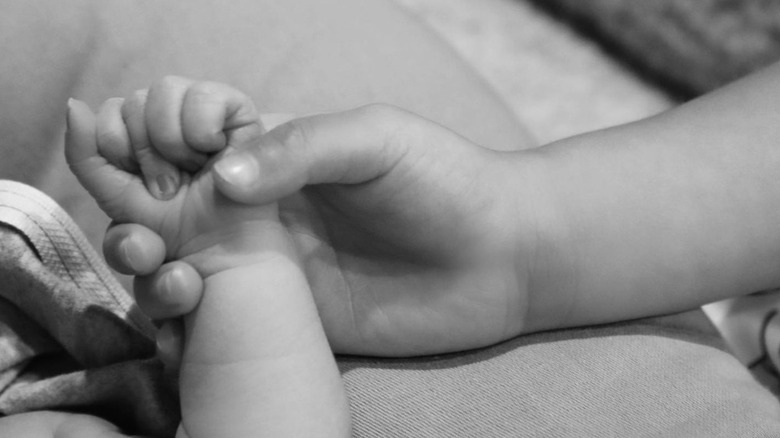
[119,237,141,272]
[155,174,179,199]
[213,152,259,187]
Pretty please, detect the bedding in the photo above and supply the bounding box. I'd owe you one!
[527,0,780,97]
[4,1,780,435]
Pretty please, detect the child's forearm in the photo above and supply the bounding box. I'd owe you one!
[179,245,350,437]
[521,61,780,332]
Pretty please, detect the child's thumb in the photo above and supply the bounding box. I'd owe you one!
[212,104,417,205]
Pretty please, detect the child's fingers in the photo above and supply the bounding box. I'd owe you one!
[212,104,418,204]
[180,80,264,153]
[103,223,166,276]
[134,260,204,320]
[95,98,139,174]
[65,99,158,222]
[145,76,208,171]
[122,90,182,200]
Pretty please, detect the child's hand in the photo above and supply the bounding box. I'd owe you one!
[105,105,555,357]
[65,78,277,273]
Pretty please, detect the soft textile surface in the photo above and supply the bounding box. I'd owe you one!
[396,0,673,144]
[2,181,780,436]
[527,0,780,97]
[0,181,177,437]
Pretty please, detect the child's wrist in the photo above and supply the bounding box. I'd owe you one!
[506,149,578,333]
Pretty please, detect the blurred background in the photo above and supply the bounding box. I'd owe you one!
[396,0,780,143]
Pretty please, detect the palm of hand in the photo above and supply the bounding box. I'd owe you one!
[281,148,528,356]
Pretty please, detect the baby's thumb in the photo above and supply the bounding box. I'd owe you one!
[213,104,415,204]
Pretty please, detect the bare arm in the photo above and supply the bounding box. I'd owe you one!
[522,61,780,332]
[178,233,351,438]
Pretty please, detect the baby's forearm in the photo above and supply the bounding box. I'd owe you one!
[179,246,350,437]
[521,61,780,332]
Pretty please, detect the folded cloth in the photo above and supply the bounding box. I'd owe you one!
[1,180,780,437]
[0,180,178,437]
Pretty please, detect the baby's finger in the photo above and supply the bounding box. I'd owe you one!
[145,76,209,171]
[156,319,184,371]
[181,81,264,154]
[122,90,182,200]
[103,223,166,276]
[65,99,156,222]
[95,97,139,173]
[134,260,204,320]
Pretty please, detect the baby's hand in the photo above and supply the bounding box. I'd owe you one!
[67,78,350,437]
[66,77,275,272]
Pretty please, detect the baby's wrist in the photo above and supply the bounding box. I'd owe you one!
[177,220,298,278]
[184,256,323,365]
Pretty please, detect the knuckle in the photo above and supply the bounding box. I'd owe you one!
[186,81,235,111]
[121,90,148,120]
[357,103,413,146]
[188,80,220,97]
[95,127,124,152]
[185,82,215,105]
